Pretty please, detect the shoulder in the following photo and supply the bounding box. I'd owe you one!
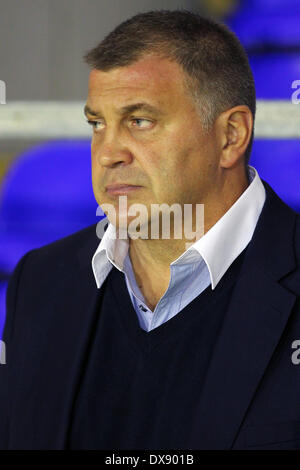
[4,223,101,341]
[279,209,300,295]
[294,211,300,264]
[18,222,99,271]
[32,222,99,258]
[7,223,100,302]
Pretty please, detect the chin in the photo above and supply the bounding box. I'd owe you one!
[111,214,150,239]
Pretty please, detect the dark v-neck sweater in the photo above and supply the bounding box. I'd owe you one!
[67,246,248,450]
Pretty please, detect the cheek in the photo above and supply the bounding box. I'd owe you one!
[90,143,103,180]
[90,150,103,197]
[91,158,98,191]
[160,140,211,197]
[91,152,97,174]
[91,139,98,166]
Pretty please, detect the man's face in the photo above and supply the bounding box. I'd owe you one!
[85,54,221,229]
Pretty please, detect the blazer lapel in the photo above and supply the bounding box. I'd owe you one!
[187,182,297,449]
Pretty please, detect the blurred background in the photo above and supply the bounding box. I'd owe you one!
[0,0,300,337]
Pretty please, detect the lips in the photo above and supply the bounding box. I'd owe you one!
[106,183,139,190]
[105,183,143,195]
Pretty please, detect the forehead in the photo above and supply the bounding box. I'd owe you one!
[87,55,189,106]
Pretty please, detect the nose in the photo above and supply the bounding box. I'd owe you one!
[92,130,133,168]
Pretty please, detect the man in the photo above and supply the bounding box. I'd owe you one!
[0,10,300,450]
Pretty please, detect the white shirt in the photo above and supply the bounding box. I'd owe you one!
[92,165,266,331]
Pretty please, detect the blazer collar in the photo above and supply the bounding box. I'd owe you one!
[241,180,297,280]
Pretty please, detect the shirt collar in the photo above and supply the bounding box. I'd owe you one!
[92,165,266,289]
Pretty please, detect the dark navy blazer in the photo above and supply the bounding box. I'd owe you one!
[0,181,300,450]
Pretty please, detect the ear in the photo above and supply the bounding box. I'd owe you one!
[217,105,253,169]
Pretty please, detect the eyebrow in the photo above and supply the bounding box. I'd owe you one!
[83,102,164,118]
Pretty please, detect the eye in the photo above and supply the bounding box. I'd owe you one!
[86,120,104,131]
[130,118,153,129]
[86,118,153,132]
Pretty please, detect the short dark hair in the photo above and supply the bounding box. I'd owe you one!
[84,9,256,165]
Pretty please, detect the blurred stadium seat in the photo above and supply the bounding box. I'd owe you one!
[0,139,102,338]
[0,281,8,341]
[227,0,300,48]
[250,140,300,213]
[227,0,300,100]
[249,54,300,99]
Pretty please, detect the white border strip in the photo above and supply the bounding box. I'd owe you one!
[0,100,300,139]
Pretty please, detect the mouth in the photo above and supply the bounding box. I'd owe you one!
[105,183,143,196]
